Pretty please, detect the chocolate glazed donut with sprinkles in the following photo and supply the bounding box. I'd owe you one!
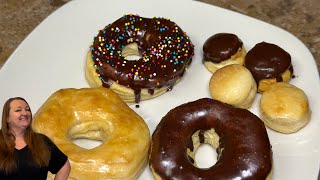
[85,14,194,103]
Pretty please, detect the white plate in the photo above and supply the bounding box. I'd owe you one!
[1,0,320,179]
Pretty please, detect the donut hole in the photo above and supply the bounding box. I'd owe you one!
[195,144,218,169]
[121,42,142,61]
[68,121,111,150]
[72,138,103,150]
[187,129,220,169]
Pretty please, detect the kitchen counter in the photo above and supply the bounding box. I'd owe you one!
[0,0,319,75]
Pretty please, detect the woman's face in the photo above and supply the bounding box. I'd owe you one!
[7,99,32,132]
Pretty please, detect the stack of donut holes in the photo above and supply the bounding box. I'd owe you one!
[204,33,311,133]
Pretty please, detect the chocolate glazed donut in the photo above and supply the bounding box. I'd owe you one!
[150,98,272,180]
[90,14,194,103]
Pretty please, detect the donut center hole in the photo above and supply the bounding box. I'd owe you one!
[122,42,142,60]
[187,129,220,169]
[72,138,103,150]
[195,144,218,169]
[68,121,109,150]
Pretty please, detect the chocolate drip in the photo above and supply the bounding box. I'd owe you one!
[244,42,292,83]
[167,85,173,92]
[199,130,205,144]
[188,156,195,164]
[203,33,243,63]
[134,89,141,103]
[187,135,194,152]
[276,76,283,82]
[150,98,272,179]
[148,89,154,95]
[289,64,294,77]
[101,76,113,88]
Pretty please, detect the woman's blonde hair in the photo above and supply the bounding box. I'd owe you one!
[0,97,50,174]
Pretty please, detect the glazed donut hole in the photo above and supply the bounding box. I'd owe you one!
[209,64,257,109]
[187,129,219,168]
[259,82,311,133]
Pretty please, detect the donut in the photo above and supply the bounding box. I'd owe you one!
[260,82,311,133]
[32,88,150,179]
[86,14,194,103]
[150,98,273,179]
[244,42,293,93]
[209,64,257,109]
[202,33,246,73]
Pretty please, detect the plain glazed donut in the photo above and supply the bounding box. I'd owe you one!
[32,88,150,179]
[203,33,246,73]
[150,98,272,180]
[86,14,194,103]
[244,42,293,93]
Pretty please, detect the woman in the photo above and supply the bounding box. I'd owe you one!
[0,97,71,179]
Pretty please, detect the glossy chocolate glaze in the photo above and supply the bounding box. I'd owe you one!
[150,98,272,180]
[203,33,243,63]
[90,14,194,102]
[244,42,292,83]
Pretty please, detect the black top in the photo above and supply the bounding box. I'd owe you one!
[0,135,68,180]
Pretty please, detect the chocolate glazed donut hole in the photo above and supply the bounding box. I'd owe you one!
[244,42,293,93]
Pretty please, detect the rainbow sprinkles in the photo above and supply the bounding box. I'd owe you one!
[88,14,194,102]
